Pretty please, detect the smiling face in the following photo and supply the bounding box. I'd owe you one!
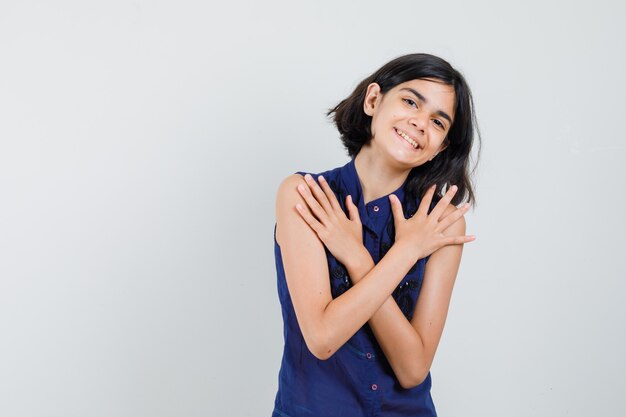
[363,78,456,168]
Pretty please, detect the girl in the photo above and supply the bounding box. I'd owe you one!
[272,53,479,417]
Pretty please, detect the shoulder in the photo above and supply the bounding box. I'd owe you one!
[276,173,307,208]
[275,173,312,247]
[276,165,340,198]
[276,174,306,203]
[279,173,305,187]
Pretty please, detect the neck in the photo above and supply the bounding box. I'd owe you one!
[354,145,411,205]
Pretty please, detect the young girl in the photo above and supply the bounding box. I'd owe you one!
[272,53,479,417]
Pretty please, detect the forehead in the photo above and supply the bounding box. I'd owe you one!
[391,78,456,116]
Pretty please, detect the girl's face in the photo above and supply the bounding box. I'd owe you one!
[363,78,456,168]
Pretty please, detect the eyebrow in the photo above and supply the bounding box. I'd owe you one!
[399,87,453,125]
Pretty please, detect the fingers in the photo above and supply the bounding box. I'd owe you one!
[438,202,471,232]
[302,174,334,214]
[297,180,328,223]
[317,175,342,212]
[429,184,459,221]
[345,194,361,224]
[388,193,405,221]
[416,184,437,217]
[442,233,476,246]
[295,202,323,234]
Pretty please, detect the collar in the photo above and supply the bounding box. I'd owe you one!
[339,157,409,219]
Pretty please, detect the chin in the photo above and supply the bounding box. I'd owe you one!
[385,150,420,168]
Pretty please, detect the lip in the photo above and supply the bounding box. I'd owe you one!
[394,128,421,152]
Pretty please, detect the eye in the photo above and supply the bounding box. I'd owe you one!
[433,119,444,129]
[403,98,417,108]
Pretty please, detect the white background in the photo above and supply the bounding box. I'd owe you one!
[1,1,625,416]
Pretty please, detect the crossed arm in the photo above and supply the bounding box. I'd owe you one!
[343,220,464,388]
[276,173,467,389]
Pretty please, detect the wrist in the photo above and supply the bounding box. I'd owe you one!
[345,246,373,283]
[391,239,422,266]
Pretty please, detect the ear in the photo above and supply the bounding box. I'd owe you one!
[363,83,381,116]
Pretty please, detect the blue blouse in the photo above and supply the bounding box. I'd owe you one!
[272,158,436,417]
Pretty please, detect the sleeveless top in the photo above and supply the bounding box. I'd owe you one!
[272,158,437,417]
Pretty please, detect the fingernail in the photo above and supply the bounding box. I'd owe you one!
[319,175,325,182]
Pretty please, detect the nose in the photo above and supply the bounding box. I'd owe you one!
[409,111,428,133]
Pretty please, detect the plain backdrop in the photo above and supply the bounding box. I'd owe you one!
[1,1,625,416]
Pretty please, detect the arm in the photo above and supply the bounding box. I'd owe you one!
[276,174,418,360]
[292,176,473,388]
[345,204,466,389]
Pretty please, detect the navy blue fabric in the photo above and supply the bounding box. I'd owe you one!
[272,158,437,417]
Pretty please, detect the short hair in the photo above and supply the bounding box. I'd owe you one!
[327,53,481,208]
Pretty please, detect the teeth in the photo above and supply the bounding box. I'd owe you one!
[396,128,419,149]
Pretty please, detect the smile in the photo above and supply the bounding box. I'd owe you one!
[394,128,421,150]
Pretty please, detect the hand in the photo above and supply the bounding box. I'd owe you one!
[295,173,364,267]
[389,184,475,261]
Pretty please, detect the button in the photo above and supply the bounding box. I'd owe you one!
[371,384,378,391]
[366,352,372,359]
[373,205,379,212]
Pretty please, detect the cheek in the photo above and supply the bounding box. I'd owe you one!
[368,117,377,138]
